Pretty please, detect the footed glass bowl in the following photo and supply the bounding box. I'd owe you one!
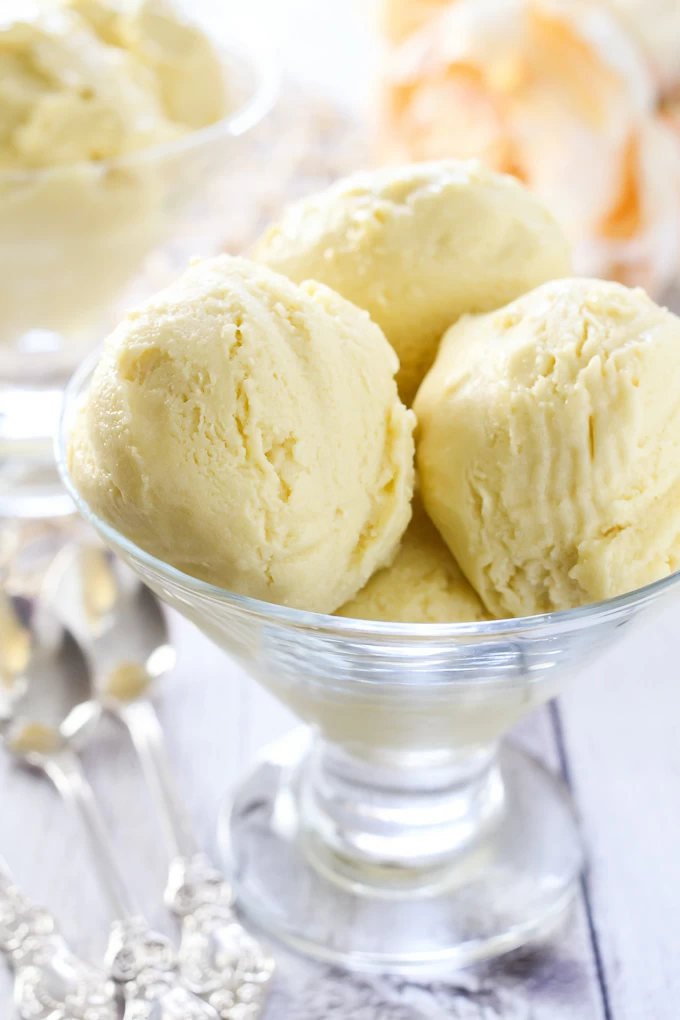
[58,359,680,973]
[0,13,276,520]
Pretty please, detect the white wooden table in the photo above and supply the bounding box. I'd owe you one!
[1,601,679,1018]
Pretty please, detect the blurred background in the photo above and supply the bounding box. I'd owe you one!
[221,0,680,297]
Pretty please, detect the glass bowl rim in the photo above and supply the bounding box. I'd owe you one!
[57,349,680,639]
[0,16,278,184]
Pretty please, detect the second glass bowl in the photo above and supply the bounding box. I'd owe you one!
[57,355,680,973]
[0,14,277,519]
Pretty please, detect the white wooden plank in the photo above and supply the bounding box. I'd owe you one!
[558,597,680,1020]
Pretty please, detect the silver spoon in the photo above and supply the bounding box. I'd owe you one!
[44,545,275,1020]
[0,852,117,1020]
[0,592,219,1020]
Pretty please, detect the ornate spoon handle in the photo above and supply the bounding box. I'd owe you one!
[165,854,275,1020]
[42,749,219,1019]
[119,701,275,1018]
[0,865,117,1020]
[106,917,218,1019]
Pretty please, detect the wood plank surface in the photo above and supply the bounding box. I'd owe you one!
[557,597,680,1020]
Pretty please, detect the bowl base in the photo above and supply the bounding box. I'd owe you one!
[219,729,583,974]
[0,385,74,518]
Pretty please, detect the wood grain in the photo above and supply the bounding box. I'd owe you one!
[557,597,680,1020]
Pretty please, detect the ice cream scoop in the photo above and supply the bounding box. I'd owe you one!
[68,255,415,614]
[0,3,181,171]
[415,277,680,618]
[380,0,680,298]
[254,160,571,405]
[336,498,490,623]
[0,0,231,350]
[66,0,229,130]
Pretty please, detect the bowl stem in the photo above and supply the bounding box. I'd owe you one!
[295,735,505,888]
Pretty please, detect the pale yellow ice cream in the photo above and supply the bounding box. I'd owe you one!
[415,278,680,619]
[0,0,228,349]
[0,2,202,171]
[68,255,415,613]
[336,499,490,623]
[253,160,572,405]
[67,0,228,130]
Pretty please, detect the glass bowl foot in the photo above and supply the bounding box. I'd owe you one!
[219,729,583,974]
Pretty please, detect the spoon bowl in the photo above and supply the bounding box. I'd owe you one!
[44,545,176,703]
[43,542,276,1017]
[1,567,223,1017]
[0,593,100,766]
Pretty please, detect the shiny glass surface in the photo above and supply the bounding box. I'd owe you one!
[58,358,680,971]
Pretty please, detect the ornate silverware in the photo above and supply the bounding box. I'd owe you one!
[44,546,275,1018]
[0,594,218,1019]
[0,859,117,1020]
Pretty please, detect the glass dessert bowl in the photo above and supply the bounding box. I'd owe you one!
[0,14,277,520]
[58,358,680,973]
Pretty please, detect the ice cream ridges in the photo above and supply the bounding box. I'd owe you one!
[337,498,490,623]
[415,277,680,618]
[0,0,228,170]
[69,160,680,623]
[253,160,571,406]
[68,255,415,614]
[66,0,228,130]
